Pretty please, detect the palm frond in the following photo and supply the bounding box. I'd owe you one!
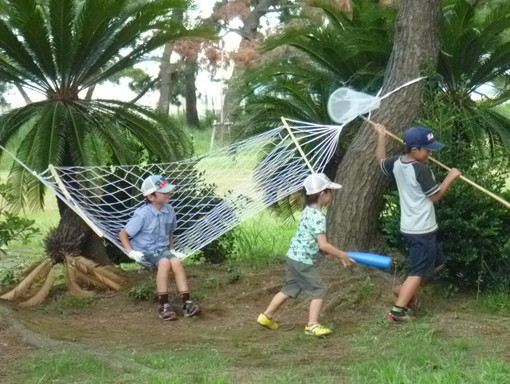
[0,259,52,300]
[64,256,95,298]
[19,266,55,307]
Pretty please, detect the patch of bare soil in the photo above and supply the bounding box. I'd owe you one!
[1,259,509,382]
[0,328,34,383]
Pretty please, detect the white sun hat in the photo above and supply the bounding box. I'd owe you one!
[141,175,176,196]
[303,173,342,195]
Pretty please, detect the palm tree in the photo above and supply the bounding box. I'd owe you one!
[0,0,209,304]
[0,0,205,209]
[436,0,510,158]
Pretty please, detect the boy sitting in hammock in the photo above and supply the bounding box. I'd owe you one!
[119,175,201,321]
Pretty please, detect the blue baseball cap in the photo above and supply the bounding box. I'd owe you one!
[403,126,444,150]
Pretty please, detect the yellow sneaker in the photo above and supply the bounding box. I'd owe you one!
[304,324,332,337]
[257,313,279,329]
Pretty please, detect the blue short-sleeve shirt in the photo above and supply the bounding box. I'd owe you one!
[124,203,177,253]
[286,206,326,265]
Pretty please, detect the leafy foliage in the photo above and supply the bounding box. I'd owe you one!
[437,0,510,158]
[0,183,39,252]
[235,0,395,137]
[0,0,207,210]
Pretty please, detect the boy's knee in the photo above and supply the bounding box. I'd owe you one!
[169,258,184,268]
[157,258,172,270]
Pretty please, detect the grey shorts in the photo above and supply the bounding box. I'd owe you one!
[281,258,327,299]
[143,249,177,268]
[403,232,446,277]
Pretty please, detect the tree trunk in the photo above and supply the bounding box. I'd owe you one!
[328,0,442,251]
[157,42,174,115]
[184,58,200,128]
[221,0,280,127]
[54,199,112,265]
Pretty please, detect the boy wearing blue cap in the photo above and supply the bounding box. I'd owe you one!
[374,124,461,322]
[119,175,201,321]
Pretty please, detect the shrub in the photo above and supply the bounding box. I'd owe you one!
[0,183,40,253]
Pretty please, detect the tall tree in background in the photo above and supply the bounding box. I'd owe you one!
[211,0,298,130]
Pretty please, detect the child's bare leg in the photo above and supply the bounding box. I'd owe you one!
[395,276,423,308]
[308,298,324,325]
[156,258,172,293]
[264,292,289,318]
[169,258,189,292]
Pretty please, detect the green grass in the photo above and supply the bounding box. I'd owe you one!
[185,126,233,156]
[231,210,296,266]
[19,347,230,384]
[479,291,510,314]
[350,320,510,383]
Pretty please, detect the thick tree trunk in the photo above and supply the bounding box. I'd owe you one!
[328,0,442,251]
[55,198,112,266]
[184,58,200,128]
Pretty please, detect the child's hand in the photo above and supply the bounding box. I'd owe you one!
[170,249,185,259]
[448,168,462,180]
[128,250,145,263]
[339,251,356,268]
[374,123,387,135]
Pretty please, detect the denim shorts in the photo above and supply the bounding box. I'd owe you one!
[142,249,177,268]
[281,258,327,299]
[403,232,446,277]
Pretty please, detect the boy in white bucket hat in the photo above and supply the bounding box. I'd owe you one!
[120,175,201,321]
[257,173,355,337]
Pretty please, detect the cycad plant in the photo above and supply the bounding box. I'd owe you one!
[0,0,208,304]
[0,0,202,209]
[236,0,395,137]
[436,0,510,159]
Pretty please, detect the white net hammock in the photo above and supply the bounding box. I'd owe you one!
[11,118,346,259]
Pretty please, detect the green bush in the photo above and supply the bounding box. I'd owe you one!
[0,183,40,253]
[128,281,155,301]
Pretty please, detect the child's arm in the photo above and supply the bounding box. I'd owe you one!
[317,234,356,267]
[374,123,387,161]
[169,233,174,249]
[119,229,144,262]
[168,233,185,258]
[429,168,462,202]
[119,229,133,251]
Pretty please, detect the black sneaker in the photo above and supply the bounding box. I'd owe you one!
[159,304,177,321]
[183,300,201,317]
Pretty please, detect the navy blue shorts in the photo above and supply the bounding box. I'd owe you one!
[403,232,445,277]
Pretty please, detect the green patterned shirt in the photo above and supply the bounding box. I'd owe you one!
[287,206,326,265]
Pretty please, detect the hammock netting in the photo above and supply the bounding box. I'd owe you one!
[9,119,346,259]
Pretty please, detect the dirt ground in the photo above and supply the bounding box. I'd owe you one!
[1,260,509,383]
